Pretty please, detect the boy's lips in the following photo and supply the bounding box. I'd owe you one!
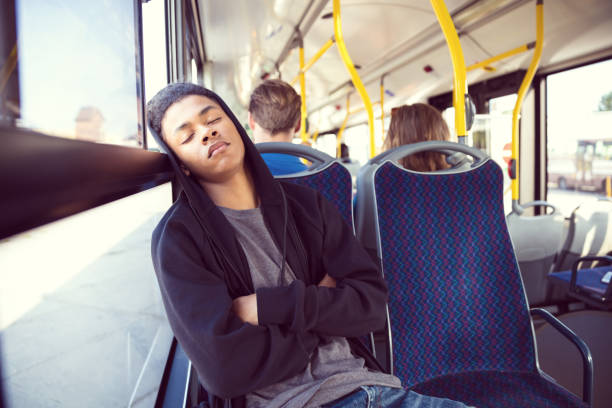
[208,141,228,159]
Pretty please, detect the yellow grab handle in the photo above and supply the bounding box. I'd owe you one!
[290,38,335,86]
[333,0,376,158]
[430,0,467,141]
[512,0,543,203]
[298,45,308,142]
[467,42,534,72]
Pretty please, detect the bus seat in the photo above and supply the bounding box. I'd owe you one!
[553,198,612,272]
[506,202,565,306]
[256,142,354,228]
[549,256,612,310]
[355,141,591,407]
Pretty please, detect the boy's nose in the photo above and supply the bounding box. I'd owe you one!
[201,130,218,144]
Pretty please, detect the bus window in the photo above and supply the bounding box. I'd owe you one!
[12,0,144,147]
[443,94,516,214]
[0,184,172,407]
[487,94,516,214]
[142,0,169,152]
[312,133,337,159]
[546,59,612,215]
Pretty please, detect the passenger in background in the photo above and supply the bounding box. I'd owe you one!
[248,79,308,175]
[383,103,450,172]
[340,142,361,179]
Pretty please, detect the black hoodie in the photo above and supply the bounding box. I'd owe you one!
[147,85,388,407]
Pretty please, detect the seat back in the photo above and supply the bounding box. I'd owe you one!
[356,141,537,387]
[256,142,353,228]
[554,198,612,272]
[506,202,565,306]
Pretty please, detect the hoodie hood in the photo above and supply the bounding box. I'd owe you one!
[146,83,285,294]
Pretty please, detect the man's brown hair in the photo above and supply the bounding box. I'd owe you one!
[383,103,450,172]
[248,79,301,135]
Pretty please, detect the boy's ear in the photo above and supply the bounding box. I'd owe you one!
[247,112,256,131]
[179,163,191,176]
[294,117,301,133]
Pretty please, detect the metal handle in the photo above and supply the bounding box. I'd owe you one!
[370,141,488,165]
[255,142,334,166]
[512,200,558,216]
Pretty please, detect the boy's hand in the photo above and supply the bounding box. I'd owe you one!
[318,274,336,288]
[232,294,258,325]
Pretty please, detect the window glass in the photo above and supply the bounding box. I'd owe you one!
[14,0,144,147]
[142,0,169,151]
[546,59,612,215]
[313,133,337,158]
[0,184,172,408]
[487,94,516,214]
[442,97,515,213]
[344,123,371,165]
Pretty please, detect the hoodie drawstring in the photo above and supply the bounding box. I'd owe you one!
[278,185,288,287]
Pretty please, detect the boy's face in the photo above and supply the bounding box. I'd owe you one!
[161,95,246,183]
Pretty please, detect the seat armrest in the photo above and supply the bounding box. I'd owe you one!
[530,308,593,405]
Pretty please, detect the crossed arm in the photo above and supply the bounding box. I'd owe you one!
[231,193,388,338]
[232,274,337,325]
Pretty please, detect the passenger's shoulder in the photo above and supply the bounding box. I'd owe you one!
[279,181,324,212]
[279,181,321,202]
[153,195,199,243]
[279,181,328,230]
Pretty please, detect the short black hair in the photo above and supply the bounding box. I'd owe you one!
[146,82,214,138]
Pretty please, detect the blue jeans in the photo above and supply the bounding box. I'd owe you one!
[321,386,469,408]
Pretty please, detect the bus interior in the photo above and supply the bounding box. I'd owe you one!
[1,0,612,407]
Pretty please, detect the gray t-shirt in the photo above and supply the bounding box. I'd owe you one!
[219,206,401,408]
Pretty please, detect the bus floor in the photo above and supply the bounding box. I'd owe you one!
[534,306,612,408]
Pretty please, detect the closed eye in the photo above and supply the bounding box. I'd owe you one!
[207,117,221,125]
[181,133,194,144]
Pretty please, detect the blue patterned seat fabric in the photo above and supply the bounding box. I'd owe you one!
[282,161,353,228]
[373,159,586,407]
[411,370,587,407]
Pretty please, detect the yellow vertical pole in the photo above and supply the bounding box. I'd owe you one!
[311,129,320,144]
[299,42,308,142]
[380,76,385,142]
[606,176,611,198]
[430,0,467,143]
[333,0,375,158]
[511,0,543,211]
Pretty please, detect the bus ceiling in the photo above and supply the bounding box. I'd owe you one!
[195,0,612,132]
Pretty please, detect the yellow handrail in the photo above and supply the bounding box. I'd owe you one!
[511,0,543,208]
[311,129,320,144]
[380,77,385,140]
[348,100,380,115]
[299,44,308,142]
[333,0,376,157]
[467,42,535,72]
[430,0,467,143]
[290,38,335,86]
